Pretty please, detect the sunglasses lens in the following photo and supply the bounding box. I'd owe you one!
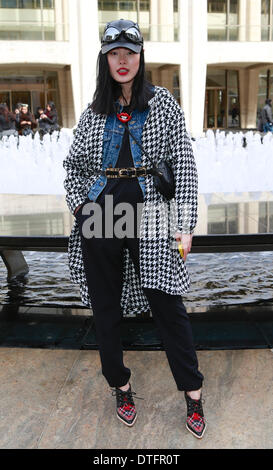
[125,27,142,42]
[103,27,120,42]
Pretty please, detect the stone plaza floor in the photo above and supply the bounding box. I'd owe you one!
[0,347,272,449]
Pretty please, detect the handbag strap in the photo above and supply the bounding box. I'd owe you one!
[125,123,156,168]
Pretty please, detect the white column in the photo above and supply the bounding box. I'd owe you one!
[54,0,63,41]
[68,0,81,123]
[238,0,247,41]
[246,0,262,41]
[179,0,207,137]
[158,0,174,41]
[68,0,100,122]
[62,0,69,41]
[77,0,100,110]
[150,0,159,41]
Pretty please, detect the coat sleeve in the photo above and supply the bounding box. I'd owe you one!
[166,94,198,234]
[63,108,91,215]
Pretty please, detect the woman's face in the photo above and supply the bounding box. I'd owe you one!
[21,106,28,114]
[107,48,140,86]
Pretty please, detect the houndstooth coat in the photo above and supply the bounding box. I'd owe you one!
[63,86,198,315]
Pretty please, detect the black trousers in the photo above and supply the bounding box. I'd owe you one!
[77,182,204,392]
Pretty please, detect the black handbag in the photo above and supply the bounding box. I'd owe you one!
[122,124,175,201]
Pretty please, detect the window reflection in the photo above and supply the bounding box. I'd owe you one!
[257,68,273,127]
[208,203,238,234]
[261,0,273,41]
[205,68,240,129]
[0,1,54,8]
[0,0,64,41]
[98,0,178,42]
[208,0,239,41]
[259,201,273,233]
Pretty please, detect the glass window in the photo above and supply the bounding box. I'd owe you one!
[0,0,18,6]
[261,0,270,40]
[208,0,239,41]
[0,71,61,123]
[98,0,178,42]
[173,70,180,104]
[0,91,10,109]
[258,201,273,232]
[270,70,273,101]
[257,69,270,124]
[208,203,238,234]
[208,1,226,13]
[229,0,238,14]
[227,70,240,128]
[261,0,273,40]
[206,68,226,88]
[0,0,56,40]
[0,0,54,7]
[205,68,240,129]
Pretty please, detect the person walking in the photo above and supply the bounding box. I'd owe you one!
[63,19,206,439]
[261,98,273,133]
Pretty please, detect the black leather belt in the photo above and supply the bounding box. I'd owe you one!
[102,166,154,179]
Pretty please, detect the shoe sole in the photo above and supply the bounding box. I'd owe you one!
[186,422,206,439]
[117,412,138,427]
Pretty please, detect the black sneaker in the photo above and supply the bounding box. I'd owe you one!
[111,383,143,427]
[184,392,206,439]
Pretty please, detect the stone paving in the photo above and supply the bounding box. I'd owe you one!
[0,347,272,449]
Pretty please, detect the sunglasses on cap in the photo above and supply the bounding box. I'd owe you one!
[102,25,143,45]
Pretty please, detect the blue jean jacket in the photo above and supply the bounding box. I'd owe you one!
[88,103,150,201]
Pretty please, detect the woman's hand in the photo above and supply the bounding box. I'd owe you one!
[174,232,193,262]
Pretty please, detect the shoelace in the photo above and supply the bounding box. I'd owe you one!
[186,395,205,418]
[111,387,144,408]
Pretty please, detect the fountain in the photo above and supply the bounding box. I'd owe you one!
[0,128,273,195]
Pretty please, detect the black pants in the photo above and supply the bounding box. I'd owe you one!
[77,182,204,392]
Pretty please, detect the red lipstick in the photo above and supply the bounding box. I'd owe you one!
[117,68,129,75]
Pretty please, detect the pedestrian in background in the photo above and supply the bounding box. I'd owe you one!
[261,98,273,133]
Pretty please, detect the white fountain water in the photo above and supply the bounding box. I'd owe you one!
[0,128,273,195]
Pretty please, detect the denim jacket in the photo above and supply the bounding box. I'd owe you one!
[88,103,150,201]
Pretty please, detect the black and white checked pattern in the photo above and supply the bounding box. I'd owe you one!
[63,86,198,315]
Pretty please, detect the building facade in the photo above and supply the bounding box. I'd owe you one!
[0,0,273,137]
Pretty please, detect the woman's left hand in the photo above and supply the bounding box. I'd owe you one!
[175,232,193,261]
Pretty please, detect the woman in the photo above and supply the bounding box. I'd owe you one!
[63,19,206,439]
[37,102,59,134]
[17,104,36,136]
[0,103,18,138]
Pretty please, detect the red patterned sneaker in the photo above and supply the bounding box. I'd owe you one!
[111,383,143,427]
[184,392,206,439]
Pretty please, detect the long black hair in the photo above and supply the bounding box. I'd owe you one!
[91,49,154,115]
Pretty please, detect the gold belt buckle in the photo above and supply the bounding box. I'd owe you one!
[118,167,137,178]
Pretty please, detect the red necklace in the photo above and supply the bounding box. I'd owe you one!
[117,112,132,123]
